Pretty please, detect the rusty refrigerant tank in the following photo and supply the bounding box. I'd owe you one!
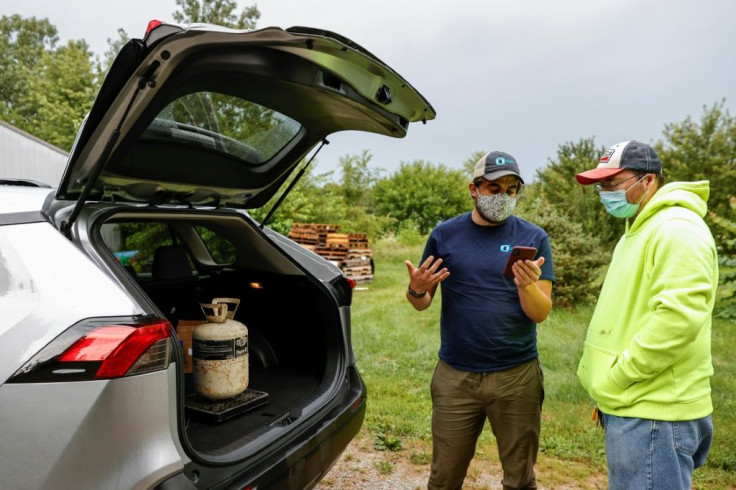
[193,298,249,399]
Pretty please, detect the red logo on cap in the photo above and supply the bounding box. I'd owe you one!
[599,149,615,164]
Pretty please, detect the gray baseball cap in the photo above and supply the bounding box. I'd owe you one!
[472,151,524,184]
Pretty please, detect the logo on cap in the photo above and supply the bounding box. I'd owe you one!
[495,156,515,166]
[599,149,615,164]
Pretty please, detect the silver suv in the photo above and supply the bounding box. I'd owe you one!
[0,21,434,489]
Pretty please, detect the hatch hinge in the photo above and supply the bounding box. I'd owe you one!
[138,60,161,89]
[176,197,195,209]
[101,186,118,203]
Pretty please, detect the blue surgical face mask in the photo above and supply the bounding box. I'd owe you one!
[598,175,649,218]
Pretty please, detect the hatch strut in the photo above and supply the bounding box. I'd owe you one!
[60,62,160,238]
[60,131,119,238]
[259,139,329,230]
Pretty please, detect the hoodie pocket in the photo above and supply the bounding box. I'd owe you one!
[577,343,629,409]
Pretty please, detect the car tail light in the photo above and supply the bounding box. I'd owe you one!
[142,20,183,46]
[8,316,172,383]
[145,19,163,35]
[330,275,354,307]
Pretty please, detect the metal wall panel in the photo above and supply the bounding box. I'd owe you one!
[0,120,68,187]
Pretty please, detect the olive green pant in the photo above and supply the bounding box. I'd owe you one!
[427,358,544,490]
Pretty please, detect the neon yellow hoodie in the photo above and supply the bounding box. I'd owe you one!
[577,180,718,420]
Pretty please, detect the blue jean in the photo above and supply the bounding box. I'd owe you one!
[601,413,713,490]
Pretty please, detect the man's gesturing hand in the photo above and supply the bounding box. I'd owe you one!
[405,255,450,297]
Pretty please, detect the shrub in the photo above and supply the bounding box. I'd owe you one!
[372,160,470,235]
[517,195,611,309]
[709,196,736,320]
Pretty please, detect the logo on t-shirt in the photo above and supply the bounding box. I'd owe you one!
[499,244,512,253]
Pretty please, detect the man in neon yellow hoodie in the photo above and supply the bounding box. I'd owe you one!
[575,140,717,490]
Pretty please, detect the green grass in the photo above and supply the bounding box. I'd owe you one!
[350,238,736,488]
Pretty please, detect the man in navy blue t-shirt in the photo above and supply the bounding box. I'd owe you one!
[406,151,555,490]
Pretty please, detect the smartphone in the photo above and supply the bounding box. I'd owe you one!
[503,246,538,278]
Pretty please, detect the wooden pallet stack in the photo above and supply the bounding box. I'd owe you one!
[286,226,319,252]
[343,233,373,282]
[288,223,374,283]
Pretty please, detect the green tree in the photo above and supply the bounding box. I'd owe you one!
[118,222,173,273]
[709,197,736,320]
[0,15,96,150]
[516,138,620,308]
[331,150,392,239]
[172,0,260,29]
[526,137,621,245]
[654,101,736,319]
[98,28,130,81]
[22,39,97,149]
[0,15,58,122]
[462,150,487,177]
[251,153,393,240]
[517,194,611,309]
[372,160,470,234]
[331,150,382,208]
[656,100,736,220]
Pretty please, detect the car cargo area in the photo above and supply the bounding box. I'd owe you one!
[177,269,335,457]
[97,210,342,458]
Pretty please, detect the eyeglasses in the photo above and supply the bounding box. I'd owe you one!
[474,179,523,196]
[594,175,639,192]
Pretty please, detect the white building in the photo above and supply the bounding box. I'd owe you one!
[0,120,68,187]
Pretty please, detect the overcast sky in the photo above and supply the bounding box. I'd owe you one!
[3,0,736,182]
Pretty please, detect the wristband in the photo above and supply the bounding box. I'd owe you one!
[407,286,427,299]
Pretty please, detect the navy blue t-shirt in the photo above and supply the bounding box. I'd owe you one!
[421,212,555,372]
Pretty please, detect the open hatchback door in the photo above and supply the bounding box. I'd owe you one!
[56,21,436,214]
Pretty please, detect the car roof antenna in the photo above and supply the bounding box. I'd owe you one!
[259,139,329,230]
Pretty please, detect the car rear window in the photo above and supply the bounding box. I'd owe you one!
[140,91,302,165]
[101,221,237,272]
[195,225,237,264]
[101,222,174,274]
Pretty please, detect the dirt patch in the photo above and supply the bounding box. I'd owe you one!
[315,438,607,490]
[315,439,504,490]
